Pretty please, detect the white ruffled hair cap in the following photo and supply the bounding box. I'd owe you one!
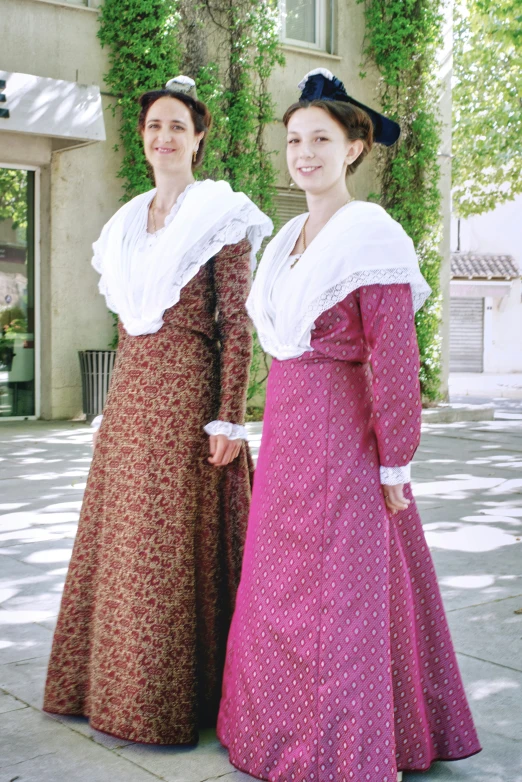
[165,75,197,100]
[297,68,335,91]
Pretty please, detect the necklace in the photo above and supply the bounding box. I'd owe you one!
[290,196,353,270]
[149,196,158,235]
[289,221,307,270]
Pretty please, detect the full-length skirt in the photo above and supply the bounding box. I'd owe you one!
[218,357,481,781]
[44,323,252,744]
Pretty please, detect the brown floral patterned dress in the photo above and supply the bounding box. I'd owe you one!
[43,238,253,744]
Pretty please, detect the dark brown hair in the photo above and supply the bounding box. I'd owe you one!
[138,89,212,169]
[283,99,374,176]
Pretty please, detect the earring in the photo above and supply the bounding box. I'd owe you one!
[193,148,198,163]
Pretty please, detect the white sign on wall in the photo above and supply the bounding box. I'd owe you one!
[0,70,106,143]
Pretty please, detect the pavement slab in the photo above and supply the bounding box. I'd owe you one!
[404,729,522,782]
[456,653,522,742]
[0,707,161,782]
[116,729,240,782]
[0,689,27,715]
[447,595,522,672]
[0,656,49,709]
[0,413,521,781]
[0,612,53,665]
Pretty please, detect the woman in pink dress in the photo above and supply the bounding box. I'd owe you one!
[218,69,481,782]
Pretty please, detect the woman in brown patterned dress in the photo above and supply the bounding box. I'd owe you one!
[43,75,273,744]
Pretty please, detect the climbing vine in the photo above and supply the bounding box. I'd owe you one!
[358,0,445,401]
[98,0,282,399]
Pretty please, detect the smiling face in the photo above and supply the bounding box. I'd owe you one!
[142,96,204,178]
[286,106,364,196]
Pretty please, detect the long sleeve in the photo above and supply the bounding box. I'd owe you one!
[357,283,422,484]
[208,237,253,434]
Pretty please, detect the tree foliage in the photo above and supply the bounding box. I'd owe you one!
[453,0,522,217]
[0,169,27,232]
[358,0,445,401]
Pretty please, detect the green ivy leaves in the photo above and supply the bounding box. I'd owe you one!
[359,0,444,401]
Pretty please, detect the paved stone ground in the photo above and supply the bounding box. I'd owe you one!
[1,410,521,782]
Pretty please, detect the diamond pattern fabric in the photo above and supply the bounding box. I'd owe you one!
[218,284,481,781]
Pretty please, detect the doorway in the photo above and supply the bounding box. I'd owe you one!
[0,166,37,417]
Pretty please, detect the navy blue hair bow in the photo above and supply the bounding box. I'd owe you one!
[299,71,400,147]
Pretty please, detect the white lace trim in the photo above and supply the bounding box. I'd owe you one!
[96,201,268,336]
[248,201,431,361]
[92,182,199,274]
[204,421,248,441]
[92,181,272,337]
[256,268,430,359]
[380,463,411,486]
[91,414,103,431]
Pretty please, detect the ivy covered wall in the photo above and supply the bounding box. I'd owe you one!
[98,0,447,402]
[358,0,446,401]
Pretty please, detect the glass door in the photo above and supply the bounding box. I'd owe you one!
[0,167,36,417]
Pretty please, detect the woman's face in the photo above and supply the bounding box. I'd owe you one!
[286,106,363,196]
[142,96,204,177]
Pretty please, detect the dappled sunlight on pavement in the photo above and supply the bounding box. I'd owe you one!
[0,418,521,781]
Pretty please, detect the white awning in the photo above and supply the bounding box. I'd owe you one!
[450,280,513,299]
[0,71,105,143]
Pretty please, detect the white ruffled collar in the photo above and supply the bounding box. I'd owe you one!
[144,180,203,240]
[247,201,431,360]
[93,179,273,336]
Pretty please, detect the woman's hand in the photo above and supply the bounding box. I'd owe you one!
[383,483,410,515]
[92,430,99,450]
[208,434,242,467]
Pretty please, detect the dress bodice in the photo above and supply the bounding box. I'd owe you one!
[310,291,370,363]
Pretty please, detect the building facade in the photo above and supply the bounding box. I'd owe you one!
[450,195,522,374]
[1,0,452,419]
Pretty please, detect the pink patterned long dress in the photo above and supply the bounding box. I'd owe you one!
[218,283,481,781]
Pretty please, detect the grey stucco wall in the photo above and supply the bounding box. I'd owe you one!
[1,0,123,419]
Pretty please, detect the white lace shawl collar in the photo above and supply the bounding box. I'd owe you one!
[247,200,431,360]
[93,179,273,336]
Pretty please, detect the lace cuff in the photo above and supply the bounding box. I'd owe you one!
[380,463,411,486]
[91,415,103,431]
[203,421,248,441]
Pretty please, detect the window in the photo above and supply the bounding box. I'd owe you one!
[280,0,328,50]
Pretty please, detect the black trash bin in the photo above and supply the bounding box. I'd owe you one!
[78,350,116,423]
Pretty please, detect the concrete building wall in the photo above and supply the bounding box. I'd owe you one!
[1,0,123,419]
[451,194,522,374]
[483,280,522,373]
[2,0,106,86]
[451,195,522,263]
[48,107,122,419]
[438,1,454,399]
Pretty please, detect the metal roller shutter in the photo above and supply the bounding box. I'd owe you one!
[449,298,484,372]
[274,188,308,227]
